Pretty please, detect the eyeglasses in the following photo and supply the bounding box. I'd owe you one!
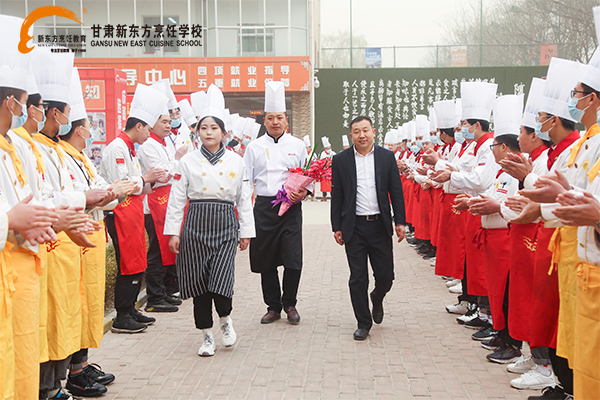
[570,89,590,99]
[534,114,553,124]
[489,143,503,150]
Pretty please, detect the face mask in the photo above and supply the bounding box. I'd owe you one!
[454,129,465,144]
[8,98,28,130]
[31,106,46,132]
[229,139,239,147]
[171,118,182,129]
[242,137,251,147]
[56,110,71,136]
[430,136,439,145]
[416,140,423,149]
[462,126,474,140]
[567,94,591,122]
[535,121,552,142]
[80,127,95,148]
[410,145,419,153]
[224,137,232,146]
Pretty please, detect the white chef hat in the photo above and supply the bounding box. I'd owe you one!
[251,122,261,140]
[539,57,586,122]
[265,81,286,113]
[241,118,255,139]
[342,134,349,147]
[434,100,456,130]
[0,15,31,92]
[415,115,429,138]
[521,78,546,130]
[223,109,233,132]
[454,98,462,125]
[303,135,311,147]
[409,121,416,142]
[384,130,396,144]
[151,78,178,110]
[493,94,524,138]
[27,69,39,95]
[429,107,437,132]
[128,84,169,127]
[321,136,331,148]
[199,84,226,122]
[31,47,74,103]
[594,6,600,44]
[68,67,87,124]
[177,99,197,127]
[401,123,409,142]
[461,82,497,121]
[233,115,246,138]
[190,90,206,117]
[581,46,600,92]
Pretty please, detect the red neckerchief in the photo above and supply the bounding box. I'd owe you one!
[529,144,548,162]
[458,140,470,157]
[474,132,494,155]
[118,131,136,157]
[150,132,166,147]
[496,169,504,179]
[547,130,580,170]
[170,128,179,135]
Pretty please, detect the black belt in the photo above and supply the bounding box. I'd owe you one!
[356,214,380,221]
[190,199,234,206]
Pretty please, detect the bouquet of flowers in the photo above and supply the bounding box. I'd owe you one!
[271,143,333,216]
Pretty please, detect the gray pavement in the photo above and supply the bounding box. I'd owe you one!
[90,201,537,399]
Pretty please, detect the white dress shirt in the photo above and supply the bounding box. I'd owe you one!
[354,146,380,216]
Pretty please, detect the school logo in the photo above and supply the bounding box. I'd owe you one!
[46,240,60,253]
[19,6,83,54]
[158,194,169,205]
[120,196,132,208]
[523,236,537,252]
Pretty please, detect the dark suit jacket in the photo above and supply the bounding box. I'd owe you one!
[330,145,406,243]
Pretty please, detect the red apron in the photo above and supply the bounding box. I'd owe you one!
[430,187,442,247]
[435,193,466,279]
[147,185,176,266]
[320,179,331,192]
[507,222,538,342]
[476,228,510,331]
[403,178,415,224]
[415,187,431,241]
[465,214,487,296]
[411,184,422,233]
[530,224,560,349]
[113,195,146,275]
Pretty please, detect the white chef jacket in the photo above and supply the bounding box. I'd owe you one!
[138,135,178,189]
[435,140,477,194]
[244,133,314,197]
[99,137,144,197]
[319,149,336,159]
[575,175,600,265]
[164,149,255,239]
[449,136,499,196]
[474,170,519,229]
[167,126,195,153]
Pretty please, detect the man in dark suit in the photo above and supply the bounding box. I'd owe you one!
[331,116,406,340]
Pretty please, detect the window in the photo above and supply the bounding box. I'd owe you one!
[241,25,274,56]
[143,15,180,54]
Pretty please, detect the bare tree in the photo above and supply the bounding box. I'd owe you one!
[320,30,369,68]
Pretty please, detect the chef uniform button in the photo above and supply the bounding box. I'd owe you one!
[203,187,207,191]
[219,172,223,175]
[2,155,5,160]
[220,187,224,190]
[61,186,65,190]
[202,172,206,176]
[219,160,223,163]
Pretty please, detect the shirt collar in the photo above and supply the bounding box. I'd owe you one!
[353,145,375,157]
[266,132,285,143]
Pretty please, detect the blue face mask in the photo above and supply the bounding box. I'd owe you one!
[8,98,28,130]
[224,137,232,146]
[454,129,465,144]
[535,120,553,142]
[567,95,590,123]
[416,140,423,149]
[410,145,419,153]
[56,110,71,136]
[242,137,251,147]
[31,106,46,132]
[430,136,439,145]
[462,126,474,140]
[171,118,182,129]
[80,127,95,148]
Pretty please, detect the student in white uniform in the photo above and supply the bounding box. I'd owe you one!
[165,84,254,357]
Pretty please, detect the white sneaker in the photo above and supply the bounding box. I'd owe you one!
[445,300,469,315]
[507,354,535,374]
[220,316,237,347]
[430,258,436,266]
[198,330,216,357]
[446,278,461,288]
[449,282,462,294]
[510,369,556,390]
[456,304,478,324]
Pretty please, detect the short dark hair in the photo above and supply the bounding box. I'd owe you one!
[26,93,43,109]
[541,114,576,132]
[440,127,455,138]
[198,116,226,134]
[495,134,521,153]
[61,118,87,141]
[45,101,67,117]
[125,117,148,131]
[0,87,27,109]
[581,83,600,100]
[350,116,373,130]
[466,119,490,132]
[523,126,553,147]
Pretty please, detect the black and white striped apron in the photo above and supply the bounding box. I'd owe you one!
[176,199,239,299]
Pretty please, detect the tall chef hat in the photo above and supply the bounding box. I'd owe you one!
[493,94,524,137]
[429,107,437,132]
[321,136,331,148]
[454,98,463,125]
[342,134,349,147]
[521,78,546,129]
[401,123,409,141]
[409,121,416,142]
[177,99,197,127]
[434,100,456,130]
[128,84,169,127]
[595,6,600,43]
[461,82,497,121]
[264,81,286,113]
[27,68,39,95]
[581,46,600,93]
[32,47,74,103]
[151,78,178,110]
[539,58,586,122]
[190,91,206,117]
[233,115,247,138]
[303,135,311,147]
[384,130,396,144]
[241,118,255,139]
[415,115,429,138]
[251,122,261,140]
[67,67,87,124]
[0,15,31,92]
[199,84,225,122]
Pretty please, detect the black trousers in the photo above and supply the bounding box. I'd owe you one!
[261,268,301,313]
[458,261,477,304]
[498,277,522,348]
[68,348,88,371]
[193,292,232,329]
[344,216,395,330]
[105,213,143,316]
[144,214,173,304]
[549,347,574,395]
[39,356,71,395]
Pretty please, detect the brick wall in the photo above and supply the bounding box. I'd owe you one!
[291,92,310,139]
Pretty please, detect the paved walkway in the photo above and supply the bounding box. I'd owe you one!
[91,201,537,399]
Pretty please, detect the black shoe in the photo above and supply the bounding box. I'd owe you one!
[353,328,369,340]
[163,296,183,306]
[66,371,108,397]
[284,306,301,324]
[260,310,281,324]
[527,386,571,400]
[145,299,179,313]
[406,237,419,245]
[416,245,430,254]
[49,388,83,399]
[111,315,147,334]
[481,335,504,350]
[464,316,487,330]
[129,308,156,325]
[422,251,436,260]
[486,342,522,364]
[370,292,384,324]
[471,324,497,341]
[84,363,115,386]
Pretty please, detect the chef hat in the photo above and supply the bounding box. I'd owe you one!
[384,130,396,144]
[408,121,416,142]
[251,122,261,140]
[264,81,286,113]
[199,84,226,122]
[68,67,87,124]
[233,115,247,138]
[151,78,178,110]
[415,115,429,138]
[521,78,546,129]
[190,90,206,117]
[342,134,349,147]
[581,46,600,92]
[26,69,39,95]
[177,99,197,127]
[31,47,74,103]
[303,135,311,147]
[539,57,586,122]
[322,136,331,148]
[594,6,600,44]
[401,123,409,141]
[223,109,234,132]
[0,15,31,92]
[429,107,437,132]
[454,98,463,125]
[128,84,169,127]
[493,94,524,137]
[461,82,497,121]
[434,100,456,129]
